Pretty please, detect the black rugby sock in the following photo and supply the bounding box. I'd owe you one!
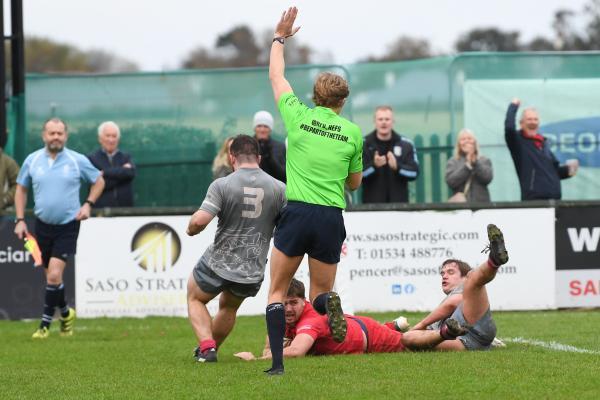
[265,303,285,371]
[57,283,70,318]
[41,284,60,328]
[312,292,329,315]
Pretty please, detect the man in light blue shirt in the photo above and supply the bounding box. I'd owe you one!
[14,118,105,339]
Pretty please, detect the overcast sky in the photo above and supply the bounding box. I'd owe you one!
[20,0,590,71]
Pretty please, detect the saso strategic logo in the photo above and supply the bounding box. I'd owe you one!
[131,222,181,272]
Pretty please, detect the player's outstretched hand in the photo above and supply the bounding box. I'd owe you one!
[511,98,521,106]
[234,352,257,361]
[275,6,301,38]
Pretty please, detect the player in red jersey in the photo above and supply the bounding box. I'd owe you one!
[235,279,406,360]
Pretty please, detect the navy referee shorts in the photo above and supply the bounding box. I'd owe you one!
[35,218,80,268]
[273,201,346,264]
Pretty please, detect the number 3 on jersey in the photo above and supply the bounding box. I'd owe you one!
[242,187,264,218]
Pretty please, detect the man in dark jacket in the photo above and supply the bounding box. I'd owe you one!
[253,110,286,183]
[505,98,578,200]
[362,106,419,203]
[87,121,136,207]
[0,147,19,210]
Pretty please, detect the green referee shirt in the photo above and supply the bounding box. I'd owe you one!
[278,92,363,208]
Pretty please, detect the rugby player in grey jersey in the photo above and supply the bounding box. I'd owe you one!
[185,135,286,363]
[400,224,509,351]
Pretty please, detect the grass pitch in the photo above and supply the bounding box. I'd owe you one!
[1,310,599,399]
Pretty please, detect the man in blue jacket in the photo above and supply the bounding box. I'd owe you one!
[505,98,578,200]
[88,121,136,207]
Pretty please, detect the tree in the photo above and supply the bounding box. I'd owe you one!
[455,28,521,52]
[24,36,139,73]
[181,25,262,69]
[85,50,138,73]
[181,46,229,69]
[550,1,600,50]
[524,37,556,51]
[363,36,433,62]
[25,37,88,72]
[215,26,261,67]
[582,0,600,49]
[182,25,314,69]
[256,30,312,65]
[552,9,588,50]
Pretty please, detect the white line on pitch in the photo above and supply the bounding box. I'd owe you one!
[503,337,600,355]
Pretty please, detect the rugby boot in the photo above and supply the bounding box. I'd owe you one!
[264,367,284,376]
[483,224,509,266]
[59,308,76,337]
[194,346,217,363]
[325,291,347,343]
[32,326,50,339]
[439,318,469,340]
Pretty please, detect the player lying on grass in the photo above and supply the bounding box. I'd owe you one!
[235,224,508,359]
[186,135,286,363]
[401,224,509,351]
[235,279,476,360]
[235,278,407,360]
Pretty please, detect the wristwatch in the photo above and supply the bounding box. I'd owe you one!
[84,199,95,206]
[14,217,25,224]
[272,37,285,45]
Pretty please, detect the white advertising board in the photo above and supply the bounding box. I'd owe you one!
[339,208,556,312]
[76,208,555,318]
[556,270,600,308]
[77,217,199,317]
[75,216,350,318]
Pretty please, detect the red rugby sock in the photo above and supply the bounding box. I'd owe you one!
[200,339,217,353]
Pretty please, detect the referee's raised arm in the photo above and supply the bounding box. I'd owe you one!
[269,6,300,103]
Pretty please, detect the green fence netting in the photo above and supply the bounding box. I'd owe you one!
[8,52,600,206]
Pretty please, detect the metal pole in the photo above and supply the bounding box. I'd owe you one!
[11,0,26,162]
[0,2,6,149]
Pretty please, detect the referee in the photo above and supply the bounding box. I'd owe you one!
[265,7,363,375]
[14,118,104,339]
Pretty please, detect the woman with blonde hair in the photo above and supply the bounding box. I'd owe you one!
[445,129,493,202]
[211,137,234,180]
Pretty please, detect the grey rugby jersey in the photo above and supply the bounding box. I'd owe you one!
[428,283,464,330]
[198,167,286,283]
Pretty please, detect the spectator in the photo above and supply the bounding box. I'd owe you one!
[505,98,578,200]
[362,106,419,203]
[0,147,19,210]
[211,137,234,180]
[14,117,104,339]
[88,121,136,207]
[253,110,286,182]
[445,129,493,202]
